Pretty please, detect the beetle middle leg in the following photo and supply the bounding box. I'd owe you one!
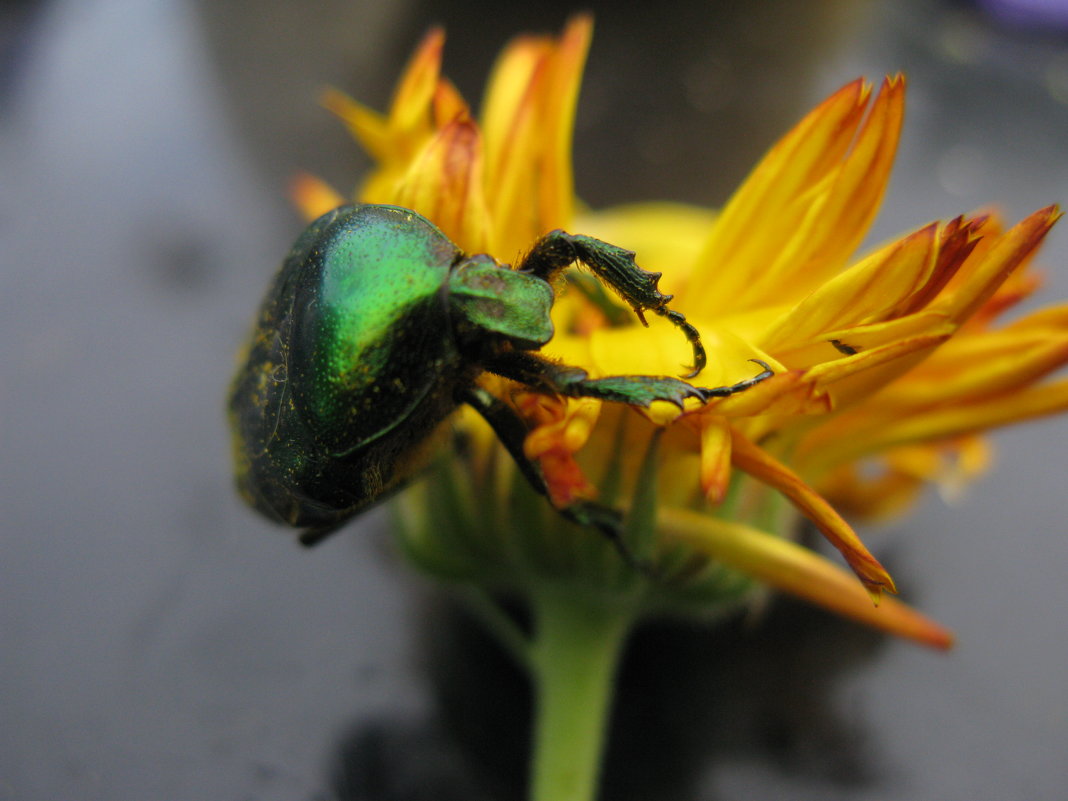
[458,384,650,572]
[517,230,707,378]
[484,351,773,408]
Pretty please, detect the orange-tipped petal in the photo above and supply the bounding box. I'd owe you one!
[432,78,470,127]
[687,77,905,316]
[890,215,983,317]
[658,508,954,649]
[935,205,1060,323]
[392,27,446,133]
[729,428,896,600]
[290,172,345,222]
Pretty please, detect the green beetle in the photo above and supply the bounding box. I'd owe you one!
[228,204,771,555]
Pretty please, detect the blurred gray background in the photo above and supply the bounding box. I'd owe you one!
[2,1,1066,799]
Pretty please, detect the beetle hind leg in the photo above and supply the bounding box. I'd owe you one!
[459,384,651,574]
[518,231,707,377]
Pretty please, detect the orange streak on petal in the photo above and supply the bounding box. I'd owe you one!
[696,415,733,503]
[892,215,983,317]
[432,78,471,127]
[395,117,493,253]
[658,508,954,649]
[936,206,1060,324]
[729,428,897,600]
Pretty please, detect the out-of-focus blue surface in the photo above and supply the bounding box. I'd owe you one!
[1,1,1065,799]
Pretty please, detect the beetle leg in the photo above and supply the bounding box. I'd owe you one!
[458,384,650,573]
[484,351,773,407]
[517,231,707,377]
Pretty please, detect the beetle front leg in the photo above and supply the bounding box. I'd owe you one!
[484,351,773,408]
[458,384,649,572]
[517,231,707,377]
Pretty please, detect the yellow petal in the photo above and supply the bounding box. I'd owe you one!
[481,35,553,254]
[658,508,953,649]
[815,461,926,521]
[762,222,939,353]
[711,369,831,420]
[890,214,983,317]
[770,309,952,370]
[803,328,954,407]
[432,78,469,127]
[876,332,1068,407]
[846,379,1068,456]
[729,428,896,600]
[290,172,345,222]
[799,379,1068,476]
[479,15,592,255]
[686,77,904,317]
[575,203,717,281]
[537,14,592,233]
[391,27,446,133]
[1001,301,1068,334]
[394,117,494,253]
[321,87,391,162]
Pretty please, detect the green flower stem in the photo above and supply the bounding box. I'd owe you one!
[528,588,635,801]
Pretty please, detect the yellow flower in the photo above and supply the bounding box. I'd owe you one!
[295,16,1067,650]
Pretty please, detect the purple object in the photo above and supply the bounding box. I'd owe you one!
[977,0,1068,28]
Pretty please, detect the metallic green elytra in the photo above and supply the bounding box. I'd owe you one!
[228,203,773,554]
